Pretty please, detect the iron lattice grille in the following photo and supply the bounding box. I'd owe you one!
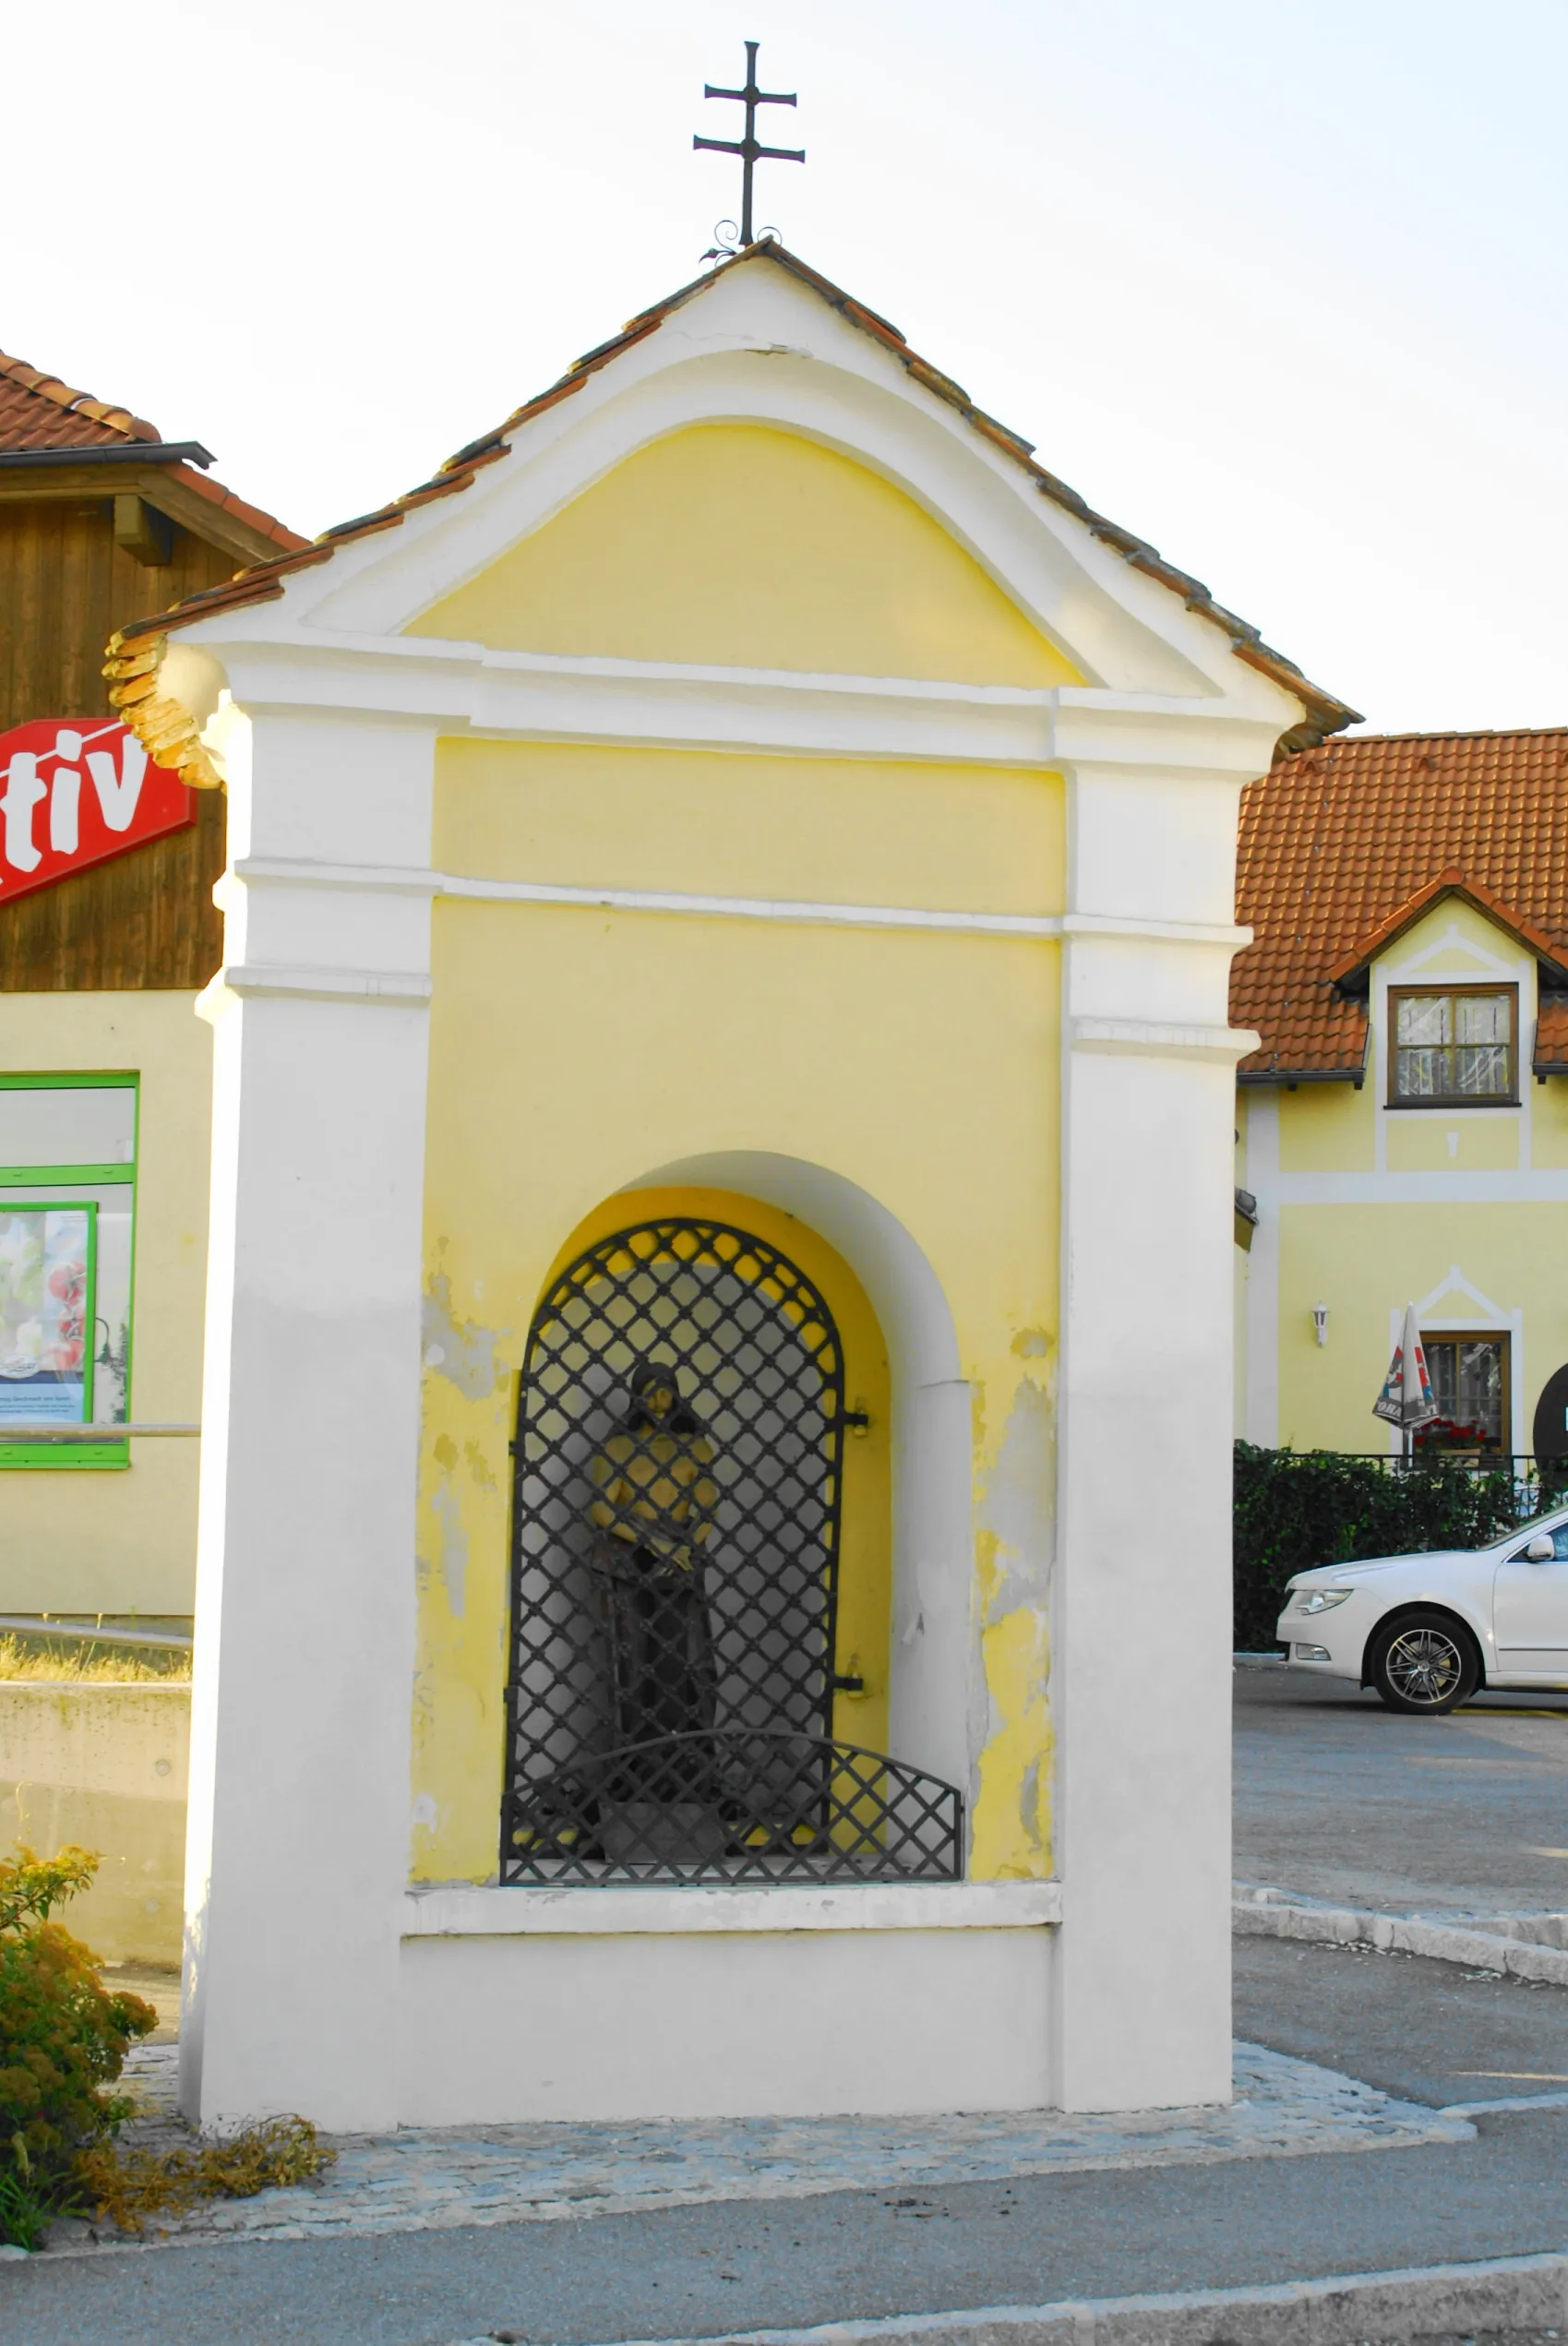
[501,1216,962,1883]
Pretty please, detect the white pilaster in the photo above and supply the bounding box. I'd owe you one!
[181,711,436,2133]
[1050,716,1263,2113]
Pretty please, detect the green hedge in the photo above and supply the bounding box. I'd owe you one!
[1233,1442,1543,1653]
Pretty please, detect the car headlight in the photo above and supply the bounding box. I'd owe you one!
[1295,1587,1353,1615]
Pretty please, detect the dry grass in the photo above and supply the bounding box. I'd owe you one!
[0,1634,190,1683]
[78,2117,334,2234]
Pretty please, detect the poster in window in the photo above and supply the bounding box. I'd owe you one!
[0,1205,95,1425]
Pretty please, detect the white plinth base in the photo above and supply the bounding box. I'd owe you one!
[398,1882,1060,2125]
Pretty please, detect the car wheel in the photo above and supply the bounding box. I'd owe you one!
[1369,1611,1480,1715]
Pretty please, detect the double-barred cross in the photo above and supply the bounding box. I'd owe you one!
[693,39,804,248]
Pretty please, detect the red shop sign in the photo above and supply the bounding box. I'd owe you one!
[0,718,195,904]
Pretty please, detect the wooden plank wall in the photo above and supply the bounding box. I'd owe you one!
[0,498,232,990]
[0,497,237,733]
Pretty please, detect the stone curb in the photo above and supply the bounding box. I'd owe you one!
[1234,1895,1568,1985]
[452,2249,1568,2346]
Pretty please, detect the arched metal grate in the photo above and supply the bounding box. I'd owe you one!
[500,1216,962,1882]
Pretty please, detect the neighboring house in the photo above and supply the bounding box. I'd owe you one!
[0,349,303,1621]
[1233,727,1568,1464]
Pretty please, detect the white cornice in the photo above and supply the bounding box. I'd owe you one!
[228,856,1251,949]
[196,964,433,1015]
[1071,1016,1263,1064]
[197,632,1283,779]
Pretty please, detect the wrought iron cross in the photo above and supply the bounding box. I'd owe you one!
[693,39,804,248]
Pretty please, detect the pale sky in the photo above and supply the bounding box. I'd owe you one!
[9,1,1565,736]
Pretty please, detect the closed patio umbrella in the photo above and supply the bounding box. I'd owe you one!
[1373,1301,1439,1459]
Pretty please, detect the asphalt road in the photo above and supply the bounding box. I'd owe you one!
[8,1664,1568,2346]
[1235,1657,1568,1914]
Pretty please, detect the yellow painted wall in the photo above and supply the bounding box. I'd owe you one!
[412,869,1062,1885]
[1534,1076,1568,1169]
[1277,1078,1374,1173]
[433,741,1064,919]
[0,994,209,1615]
[409,424,1083,688]
[1276,1203,1568,1456]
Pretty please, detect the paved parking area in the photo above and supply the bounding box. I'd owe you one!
[1235,1658,1568,1916]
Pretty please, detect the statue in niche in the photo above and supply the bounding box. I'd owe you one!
[587,1361,721,1802]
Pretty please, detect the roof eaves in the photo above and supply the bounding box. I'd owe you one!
[1332,868,1568,990]
[103,239,1359,748]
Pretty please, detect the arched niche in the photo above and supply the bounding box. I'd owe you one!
[626,1155,973,1807]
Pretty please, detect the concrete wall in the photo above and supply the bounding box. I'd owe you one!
[0,1682,189,1963]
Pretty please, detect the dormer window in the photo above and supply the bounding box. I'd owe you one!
[1389,986,1517,1106]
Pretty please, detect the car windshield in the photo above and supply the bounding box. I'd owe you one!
[1494,1502,1568,1546]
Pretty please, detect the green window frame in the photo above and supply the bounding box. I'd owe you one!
[0,1072,138,1469]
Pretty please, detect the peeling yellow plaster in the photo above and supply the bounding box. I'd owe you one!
[969,1372,1056,1880]
[973,1604,1054,1879]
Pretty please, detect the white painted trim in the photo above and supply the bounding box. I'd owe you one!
[1415,1264,1514,1326]
[192,631,1288,781]
[402,1880,1062,1937]
[228,856,1249,949]
[1371,938,1536,1177]
[196,964,434,1010]
[230,857,442,899]
[1071,1017,1261,1065]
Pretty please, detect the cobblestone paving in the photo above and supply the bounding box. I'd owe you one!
[44,2041,1473,2257]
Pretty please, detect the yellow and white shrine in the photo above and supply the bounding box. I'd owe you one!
[110,243,1354,2132]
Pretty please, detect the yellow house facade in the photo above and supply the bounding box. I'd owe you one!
[108,243,1351,2133]
[1234,728,1568,1466]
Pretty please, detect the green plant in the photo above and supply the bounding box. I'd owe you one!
[1234,1443,1534,1652]
[0,1845,156,2248]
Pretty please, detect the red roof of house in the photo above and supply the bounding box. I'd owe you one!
[0,347,160,449]
[1233,727,1568,1081]
[0,341,305,557]
[104,241,1357,757]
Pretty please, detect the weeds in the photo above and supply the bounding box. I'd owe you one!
[78,2116,334,2234]
[0,1634,190,1683]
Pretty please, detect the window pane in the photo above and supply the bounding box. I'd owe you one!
[1397,996,1452,1046]
[1422,1337,1505,1449]
[1454,1044,1511,1096]
[0,1085,135,1168]
[0,1205,92,1425]
[1455,995,1509,1044]
[1,1182,129,1426]
[1457,1341,1504,1442]
[1396,1046,1448,1096]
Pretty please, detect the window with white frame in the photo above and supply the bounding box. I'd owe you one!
[1389,986,1517,1106]
[0,1076,136,1467]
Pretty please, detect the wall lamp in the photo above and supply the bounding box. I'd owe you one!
[1311,1302,1329,1348]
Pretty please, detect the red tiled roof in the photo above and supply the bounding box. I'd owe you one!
[0,341,305,564]
[105,241,1357,775]
[0,347,159,449]
[1233,728,1568,1081]
[1538,995,1568,1072]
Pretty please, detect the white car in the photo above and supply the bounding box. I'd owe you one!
[1276,1506,1568,1714]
